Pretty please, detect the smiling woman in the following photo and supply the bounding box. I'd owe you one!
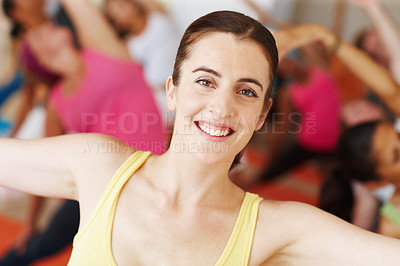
[1,8,400,266]
[167,31,274,165]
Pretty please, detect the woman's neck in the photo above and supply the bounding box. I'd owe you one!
[149,148,239,206]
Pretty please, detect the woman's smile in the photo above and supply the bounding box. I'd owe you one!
[195,120,235,140]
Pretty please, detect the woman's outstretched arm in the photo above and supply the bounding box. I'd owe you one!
[241,0,292,28]
[0,136,78,199]
[275,24,400,116]
[349,0,400,84]
[58,0,130,59]
[0,133,133,200]
[255,201,400,265]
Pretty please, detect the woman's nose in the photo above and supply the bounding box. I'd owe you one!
[208,90,235,120]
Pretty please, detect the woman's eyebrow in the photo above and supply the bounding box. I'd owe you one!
[238,78,263,91]
[192,67,264,91]
[192,67,221,78]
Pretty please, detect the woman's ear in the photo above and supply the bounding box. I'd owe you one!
[166,76,176,111]
[255,98,273,131]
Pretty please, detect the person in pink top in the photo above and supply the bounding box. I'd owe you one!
[0,1,165,264]
[257,52,342,182]
[290,66,341,152]
[49,49,166,153]
[25,2,166,154]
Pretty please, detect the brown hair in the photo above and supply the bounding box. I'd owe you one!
[172,10,279,112]
[172,11,279,170]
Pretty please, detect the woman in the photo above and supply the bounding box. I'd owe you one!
[329,121,400,238]
[1,9,400,266]
[278,22,400,238]
[105,0,179,126]
[349,0,400,84]
[1,0,166,264]
[26,0,165,152]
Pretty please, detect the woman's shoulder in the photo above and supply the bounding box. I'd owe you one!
[251,200,333,263]
[258,199,319,219]
[68,133,136,189]
[256,199,343,235]
[71,133,138,220]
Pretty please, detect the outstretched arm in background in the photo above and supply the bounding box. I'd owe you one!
[275,24,400,116]
[332,0,347,36]
[349,0,400,84]
[241,0,292,28]
[58,0,131,59]
[132,0,167,14]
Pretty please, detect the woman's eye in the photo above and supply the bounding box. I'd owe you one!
[238,88,258,98]
[196,79,213,87]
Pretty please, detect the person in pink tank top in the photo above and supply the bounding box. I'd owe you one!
[0,1,165,265]
[256,52,342,183]
[27,10,166,154]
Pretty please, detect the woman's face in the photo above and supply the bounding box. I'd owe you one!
[27,23,75,73]
[372,123,400,182]
[167,32,271,163]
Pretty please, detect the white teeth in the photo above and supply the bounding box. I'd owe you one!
[198,123,231,137]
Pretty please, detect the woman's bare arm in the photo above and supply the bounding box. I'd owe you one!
[59,0,130,59]
[241,0,292,28]
[255,201,400,265]
[349,0,400,84]
[0,136,78,199]
[0,133,133,200]
[275,24,400,116]
[288,202,400,265]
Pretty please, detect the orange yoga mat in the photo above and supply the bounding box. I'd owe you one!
[0,214,72,266]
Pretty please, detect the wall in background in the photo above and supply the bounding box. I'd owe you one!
[166,0,281,36]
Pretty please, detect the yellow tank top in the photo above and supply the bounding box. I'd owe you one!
[68,151,263,266]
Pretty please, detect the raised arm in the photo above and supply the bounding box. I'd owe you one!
[241,0,292,28]
[59,0,130,59]
[332,0,347,35]
[349,0,400,84]
[275,24,400,116]
[133,0,167,14]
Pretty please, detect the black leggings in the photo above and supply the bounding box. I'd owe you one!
[0,200,79,266]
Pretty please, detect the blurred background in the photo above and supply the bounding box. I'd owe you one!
[1,0,400,265]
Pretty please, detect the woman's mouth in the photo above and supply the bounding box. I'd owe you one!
[195,121,234,137]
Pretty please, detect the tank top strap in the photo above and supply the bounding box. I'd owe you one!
[102,150,152,199]
[74,150,151,241]
[216,192,263,266]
